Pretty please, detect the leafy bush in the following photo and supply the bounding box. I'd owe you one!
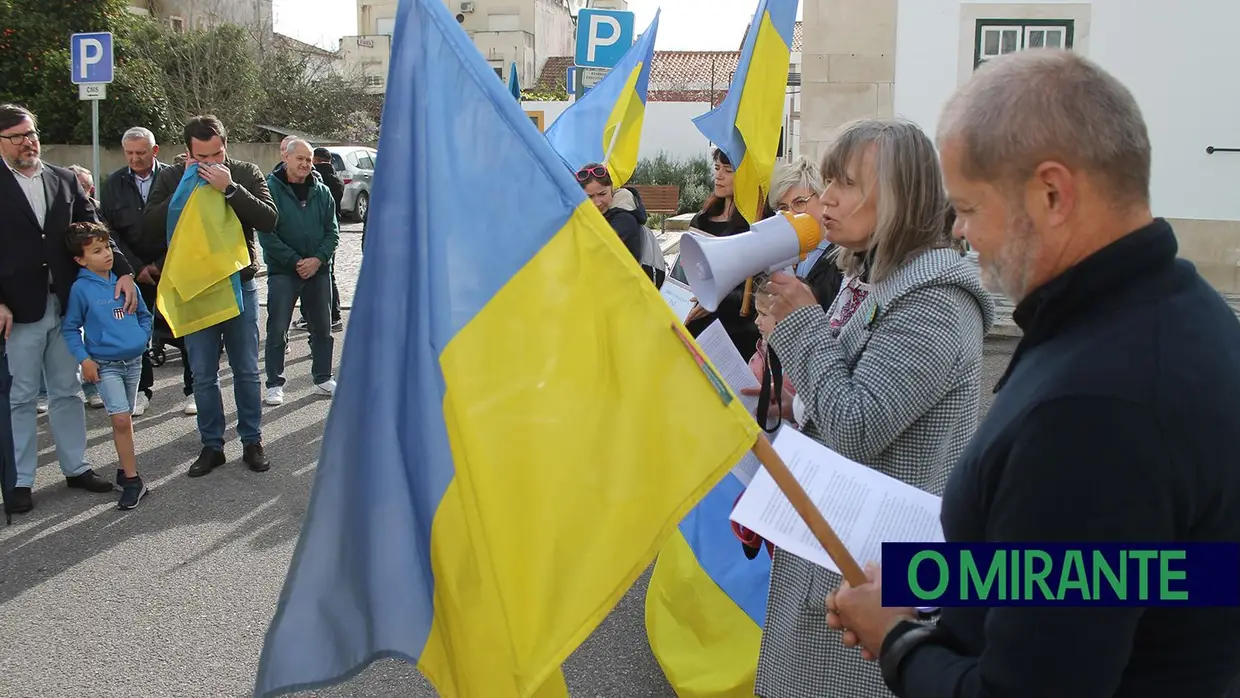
[630,152,713,214]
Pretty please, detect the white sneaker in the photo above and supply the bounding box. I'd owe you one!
[265,386,285,406]
[183,396,198,415]
[88,393,104,409]
[133,394,149,417]
[36,398,48,414]
[313,380,336,397]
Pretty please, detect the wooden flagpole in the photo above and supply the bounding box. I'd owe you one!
[738,191,763,318]
[750,432,867,587]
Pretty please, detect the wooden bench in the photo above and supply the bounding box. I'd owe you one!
[631,185,681,230]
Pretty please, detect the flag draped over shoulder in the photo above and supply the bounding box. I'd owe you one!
[543,11,659,188]
[154,165,249,337]
[251,0,759,696]
[646,469,771,698]
[692,0,798,222]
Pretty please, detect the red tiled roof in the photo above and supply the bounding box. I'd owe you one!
[651,50,741,92]
[535,56,575,91]
[534,50,741,98]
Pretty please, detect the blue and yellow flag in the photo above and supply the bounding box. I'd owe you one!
[543,11,659,188]
[252,1,759,697]
[692,0,798,222]
[155,165,249,337]
[646,467,772,697]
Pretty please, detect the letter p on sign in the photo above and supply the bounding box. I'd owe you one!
[80,39,103,80]
[587,15,621,63]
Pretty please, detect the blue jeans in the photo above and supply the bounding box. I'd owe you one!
[266,271,334,387]
[8,294,92,487]
[182,280,262,450]
[95,357,142,416]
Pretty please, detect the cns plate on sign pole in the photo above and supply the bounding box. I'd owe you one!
[70,32,114,184]
[79,84,107,100]
[573,8,634,97]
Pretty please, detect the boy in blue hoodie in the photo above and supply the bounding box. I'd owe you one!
[61,222,154,509]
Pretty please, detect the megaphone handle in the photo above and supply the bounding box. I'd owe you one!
[751,433,868,587]
[740,277,754,317]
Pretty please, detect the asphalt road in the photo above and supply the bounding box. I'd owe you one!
[0,224,1020,698]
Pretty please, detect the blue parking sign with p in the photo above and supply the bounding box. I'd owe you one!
[70,32,114,85]
[574,9,634,69]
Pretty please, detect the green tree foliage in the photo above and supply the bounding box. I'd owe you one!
[631,152,714,214]
[253,38,375,142]
[0,1,374,147]
[126,21,264,142]
[0,0,174,147]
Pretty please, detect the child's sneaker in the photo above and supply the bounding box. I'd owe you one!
[117,474,148,510]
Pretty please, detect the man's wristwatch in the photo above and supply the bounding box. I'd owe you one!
[880,619,938,695]
[223,183,239,198]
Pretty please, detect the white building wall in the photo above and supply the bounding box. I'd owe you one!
[535,0,575,78]
[523,101,716,161]
[894,0,1240,223]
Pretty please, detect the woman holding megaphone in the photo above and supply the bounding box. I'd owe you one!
[746,118,995,698]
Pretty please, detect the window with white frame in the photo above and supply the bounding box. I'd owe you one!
[974,19,1074,68]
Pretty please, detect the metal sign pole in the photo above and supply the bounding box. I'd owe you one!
[91,99,100,187]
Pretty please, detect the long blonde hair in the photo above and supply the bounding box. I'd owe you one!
[821,118,953,282]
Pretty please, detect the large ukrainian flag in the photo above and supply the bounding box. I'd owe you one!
[154,164,249,337]
[251,1,759,696]
[543,11,659,188]
[692,0,798,222]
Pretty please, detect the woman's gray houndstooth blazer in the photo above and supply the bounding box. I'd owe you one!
[756,247,996,698]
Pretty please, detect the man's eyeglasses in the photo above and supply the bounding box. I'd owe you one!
[576,165,608,182]
[777,196,814,214]
[0,131,38,145]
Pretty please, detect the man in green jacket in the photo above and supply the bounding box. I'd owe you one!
[258,138,340,407]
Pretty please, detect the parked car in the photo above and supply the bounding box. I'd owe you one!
[324,146,377,222]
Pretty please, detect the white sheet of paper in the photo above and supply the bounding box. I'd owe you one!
[695,320,764,486]
[730,429,945,574]
[660,278,696,324]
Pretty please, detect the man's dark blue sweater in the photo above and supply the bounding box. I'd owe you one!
[886,219,1240,697]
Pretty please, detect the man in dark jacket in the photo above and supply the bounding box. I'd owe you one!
[313,147,344,328]
[99,126,193,417]
[144,114,278,477]
[259,139,339,406]
[828,50,1240,698]
[0,104,137,513]
[312,147,344,218]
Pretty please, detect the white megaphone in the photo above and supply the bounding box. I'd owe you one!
[678,212,822,312]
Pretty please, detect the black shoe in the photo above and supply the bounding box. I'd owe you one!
[66,469,117,493]
[243,443,270,472]
[117,474,148,510]
[8,487,33,514]
[188,447,226,478]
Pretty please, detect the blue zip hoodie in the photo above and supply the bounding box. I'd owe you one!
[61,268,154,364]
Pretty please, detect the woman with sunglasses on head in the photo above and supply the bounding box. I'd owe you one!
[679,148,763,360]
[576,162,648,264]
